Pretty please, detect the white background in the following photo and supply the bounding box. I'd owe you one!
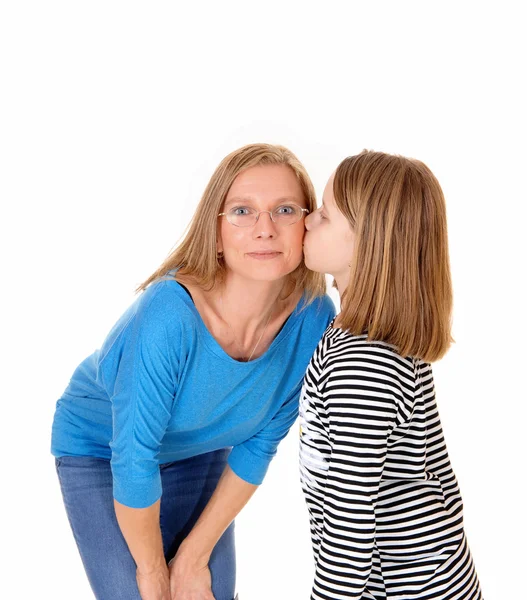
[1,2,526,599]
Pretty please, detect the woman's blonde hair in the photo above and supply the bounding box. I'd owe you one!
[138,143,326,300]
[334,150,453,362]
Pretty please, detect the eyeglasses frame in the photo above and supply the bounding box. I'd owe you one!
[218,204,310,227]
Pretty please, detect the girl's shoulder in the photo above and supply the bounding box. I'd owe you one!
[320,327,418,380]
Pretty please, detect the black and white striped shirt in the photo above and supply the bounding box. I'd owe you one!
[299,323,482,600]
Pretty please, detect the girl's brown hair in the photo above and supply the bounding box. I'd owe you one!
[334,150,453,362]
[137,143,326,300]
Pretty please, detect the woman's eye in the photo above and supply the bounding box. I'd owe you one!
[232,207,251,216]
[276,205,295,215]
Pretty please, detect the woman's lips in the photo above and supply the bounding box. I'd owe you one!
[246,251,282,260]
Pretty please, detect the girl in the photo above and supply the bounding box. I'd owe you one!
[300,151,482,599]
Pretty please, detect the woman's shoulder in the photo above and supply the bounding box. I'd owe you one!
[98,278,196,360]
[297,292,336,320]
[136,276,195,322]
[313,293,336,315]
[291,292,336,337]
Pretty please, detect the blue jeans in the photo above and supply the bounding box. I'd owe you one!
[56,449,237,600]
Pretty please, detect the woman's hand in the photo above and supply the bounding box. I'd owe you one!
[136,565,171,600]
[168,545,215,600]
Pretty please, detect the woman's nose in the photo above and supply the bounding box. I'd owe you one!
[254,211,277,238]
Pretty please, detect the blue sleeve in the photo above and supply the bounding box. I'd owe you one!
[228,382,301,485]
[107,289,180,508]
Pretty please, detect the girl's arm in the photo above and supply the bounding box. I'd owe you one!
[310,351,401,600]
[169,465,257,599]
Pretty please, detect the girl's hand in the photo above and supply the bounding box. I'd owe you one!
[136,565,171,600]
[168,548,215,600]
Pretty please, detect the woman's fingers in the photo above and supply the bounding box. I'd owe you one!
[136,566,171,600]
[169,560,215,600]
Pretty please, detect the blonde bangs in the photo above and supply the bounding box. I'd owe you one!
[335,152,453,363]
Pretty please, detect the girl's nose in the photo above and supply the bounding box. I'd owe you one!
[304,212,313,231]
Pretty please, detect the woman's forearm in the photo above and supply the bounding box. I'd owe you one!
[114,498,167,573]
[179,464,257,563]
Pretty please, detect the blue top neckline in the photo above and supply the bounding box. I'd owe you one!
[164,277,306,365]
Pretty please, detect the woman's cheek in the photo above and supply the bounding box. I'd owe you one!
[293,225,307,252]
[293,237,306,264]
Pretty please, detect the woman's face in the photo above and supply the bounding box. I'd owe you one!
[218,164,307,283]
[303,172,355,280]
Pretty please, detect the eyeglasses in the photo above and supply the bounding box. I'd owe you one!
[218,204,309,227]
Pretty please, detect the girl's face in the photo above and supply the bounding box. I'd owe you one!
[303,172,355,285]
[218,164,307,283]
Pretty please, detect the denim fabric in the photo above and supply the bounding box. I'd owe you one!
[56,449,236,600]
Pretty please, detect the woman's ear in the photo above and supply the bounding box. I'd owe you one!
[216,225,223,255]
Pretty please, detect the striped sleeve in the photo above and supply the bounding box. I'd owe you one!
[311,349,400,600]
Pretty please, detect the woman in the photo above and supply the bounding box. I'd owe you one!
[299,151,482,599]
[51,143,335,600]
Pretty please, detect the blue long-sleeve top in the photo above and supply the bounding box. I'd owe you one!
[51,277,335,508]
